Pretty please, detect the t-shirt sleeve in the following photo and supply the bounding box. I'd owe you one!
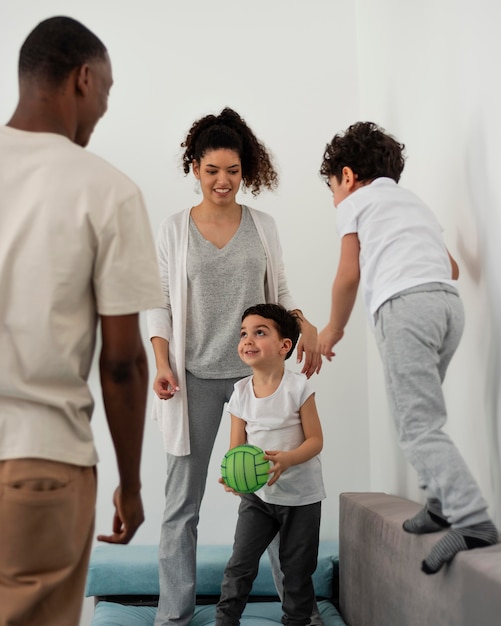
[227,376,255,420]
[336,198,359,238]
[298,373,315,407]
[93,190,164,316]
[227,385,243,418]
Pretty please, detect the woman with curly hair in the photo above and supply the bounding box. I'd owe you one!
[147,107,322,626]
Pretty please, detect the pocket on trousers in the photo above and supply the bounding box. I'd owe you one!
[0,461,78,577]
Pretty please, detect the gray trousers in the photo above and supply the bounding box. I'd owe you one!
[374,283,489,528]
[268,535,324,626]
[155,372,295,626]
[215,494,321,626]
[155,372,239,626]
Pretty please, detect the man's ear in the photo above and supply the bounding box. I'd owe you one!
[75,64,90,96]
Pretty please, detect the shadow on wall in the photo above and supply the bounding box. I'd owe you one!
[459,121,501,527]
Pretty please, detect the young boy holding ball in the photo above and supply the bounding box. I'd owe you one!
[216,303,325,626]
[318,121,498,574]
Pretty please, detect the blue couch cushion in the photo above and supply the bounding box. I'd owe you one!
[86,541,338,599]
[91,600,347,626]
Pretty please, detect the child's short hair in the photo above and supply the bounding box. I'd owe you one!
[320,121,406,184]
[242,304,301,360]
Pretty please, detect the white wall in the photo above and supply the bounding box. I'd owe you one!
[3,2,500,625]
[1,2,369,625]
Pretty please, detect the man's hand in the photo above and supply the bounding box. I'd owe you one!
[97,486,144,544]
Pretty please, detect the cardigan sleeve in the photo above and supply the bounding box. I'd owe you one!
[146,218,173,341]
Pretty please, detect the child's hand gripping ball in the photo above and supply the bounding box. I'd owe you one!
[221,444,270,493]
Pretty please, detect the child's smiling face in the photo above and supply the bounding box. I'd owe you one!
[238,315,291,368]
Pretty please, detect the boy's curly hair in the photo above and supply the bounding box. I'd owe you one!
[181,107,278,196]
[320,121,406,184]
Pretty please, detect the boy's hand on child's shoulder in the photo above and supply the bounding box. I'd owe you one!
[318,325,344,361]
[264,450,292,486]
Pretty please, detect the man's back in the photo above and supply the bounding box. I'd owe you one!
[0,125,162,466]
[0,17,165,625]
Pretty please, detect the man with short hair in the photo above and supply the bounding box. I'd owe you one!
[0,16,164,625]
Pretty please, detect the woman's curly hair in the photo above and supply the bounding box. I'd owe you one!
[181,107,278,196]
[320,121,406,184]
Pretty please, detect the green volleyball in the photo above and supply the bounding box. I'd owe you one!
[221,444,270,494]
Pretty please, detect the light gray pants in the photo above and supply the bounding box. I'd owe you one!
[155,372,239,626]
[155,371,290,626]
[374,283,489,528]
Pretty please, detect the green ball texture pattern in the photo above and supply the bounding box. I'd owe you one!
[221,444,270,494]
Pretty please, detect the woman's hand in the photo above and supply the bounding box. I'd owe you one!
[153,366,180,400]
[296,318,322,377]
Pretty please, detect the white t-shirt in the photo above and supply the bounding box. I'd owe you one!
[336,177,454,321]
[0,126,164,466]
[227,369,325,506]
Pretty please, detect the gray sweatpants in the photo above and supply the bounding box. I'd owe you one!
[374,283,489,528]
[155,372,240,626]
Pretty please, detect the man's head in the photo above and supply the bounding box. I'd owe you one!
[320,122,406,205]
[19,16,107,85]
[240,304,301,362]
[15,16,112,146]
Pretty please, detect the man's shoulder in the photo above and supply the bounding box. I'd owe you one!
[80,149,139,190]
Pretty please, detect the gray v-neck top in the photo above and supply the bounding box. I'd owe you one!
[185,206,266,378]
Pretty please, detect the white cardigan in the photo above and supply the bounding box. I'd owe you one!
[146,206,297,455]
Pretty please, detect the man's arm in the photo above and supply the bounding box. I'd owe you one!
[97,313,148,544]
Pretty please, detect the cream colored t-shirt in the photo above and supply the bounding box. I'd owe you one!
[0,126,163,466]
